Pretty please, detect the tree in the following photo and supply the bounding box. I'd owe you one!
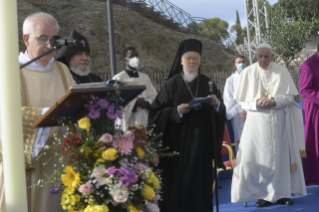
[231,10,244,45]
[264,5,315,67]
[197,18,229,44]
[187,21,198,33]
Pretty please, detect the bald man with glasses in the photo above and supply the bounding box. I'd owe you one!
[0,12,75,212]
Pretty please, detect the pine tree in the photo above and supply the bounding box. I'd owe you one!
[235,10,243,44]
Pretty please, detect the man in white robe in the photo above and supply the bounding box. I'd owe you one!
[223,56,247,149]
[113,47,157,130]
[231,43,307,207]
[0,12,75,212]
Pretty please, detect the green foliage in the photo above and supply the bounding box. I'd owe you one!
[230,10,244,45]
[187,21,198,33]
[197,18,229,43]
[264,5,315,67]
[19,38,26,53]
[94,14,104,30]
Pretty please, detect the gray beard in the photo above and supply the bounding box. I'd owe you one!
[183,71,198,82]
[70,59,91,76]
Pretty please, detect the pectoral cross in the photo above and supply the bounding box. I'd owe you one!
[80,40,86,47]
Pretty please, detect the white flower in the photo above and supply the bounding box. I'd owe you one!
[154,194,161,201]
[99,133,113,143]
[146,202,160,212]
[112,189,129,203]
[92,164,108,185]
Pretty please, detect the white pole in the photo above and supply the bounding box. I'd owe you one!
[244,0,253,64]
[0,0,28,211]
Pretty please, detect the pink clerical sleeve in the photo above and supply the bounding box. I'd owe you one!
[299,62,319,104]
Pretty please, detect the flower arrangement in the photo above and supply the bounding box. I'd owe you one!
[34,90,175,212]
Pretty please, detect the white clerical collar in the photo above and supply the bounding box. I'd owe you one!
[19,51,54,72]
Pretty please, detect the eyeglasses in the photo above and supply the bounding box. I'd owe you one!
[29,34,50,44]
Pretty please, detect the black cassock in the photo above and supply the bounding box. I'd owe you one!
[70,71,103,84]
[149,73,226,212]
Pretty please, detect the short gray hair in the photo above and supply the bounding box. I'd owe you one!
[23,12,59,35]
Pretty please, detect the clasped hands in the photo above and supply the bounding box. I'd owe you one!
[136,98,151,109]
[257,98,276,109]
[178,95,219,114]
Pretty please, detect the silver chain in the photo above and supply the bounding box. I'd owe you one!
[181,72,199,99]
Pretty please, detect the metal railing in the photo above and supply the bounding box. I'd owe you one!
[118,0,247,55]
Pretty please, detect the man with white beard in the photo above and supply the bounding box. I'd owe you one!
[56,30,103,84]
[113,47,157,130]
[148,39,226,212]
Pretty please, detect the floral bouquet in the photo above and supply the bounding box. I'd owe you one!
[35,89,175,212]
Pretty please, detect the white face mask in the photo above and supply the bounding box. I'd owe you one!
[129,57,140,69]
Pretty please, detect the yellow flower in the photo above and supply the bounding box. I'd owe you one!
[61,194,70,205]
[78,117,91,131]
[152,176,159,189]
[141,184,155,200]
[94,158,106,167]
[61,166,81,188]
[75,194,81,202]
[135,147,145,159]
[84,204,109,212]
[102,148,118,161]
[63,187,75,195]
[146,170,155,184]
[68,195,77,206]
[127,205,143,212]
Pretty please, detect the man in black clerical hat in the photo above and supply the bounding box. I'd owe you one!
[149,39,226,212]
[56,30,103,84]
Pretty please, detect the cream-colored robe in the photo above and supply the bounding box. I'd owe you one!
[113,71,157,130]
[0,60,75,212]
[223,71,245,148]
[231,62,307,203]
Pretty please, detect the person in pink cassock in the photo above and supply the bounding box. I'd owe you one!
[299,45,319,186]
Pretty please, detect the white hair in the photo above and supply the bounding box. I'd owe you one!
[23,12,59,35]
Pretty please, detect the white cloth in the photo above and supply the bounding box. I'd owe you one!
[19,51,54,72]
[223,71,244,145]
[231,62,307,203]
[19,52,52,158]
[113,71,157,130]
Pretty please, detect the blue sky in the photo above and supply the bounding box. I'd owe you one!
[168,0,279,28]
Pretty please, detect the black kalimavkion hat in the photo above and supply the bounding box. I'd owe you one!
[166,39,203,80]
[56,30,90,66]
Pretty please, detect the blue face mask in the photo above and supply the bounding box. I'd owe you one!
[237,63,246,72]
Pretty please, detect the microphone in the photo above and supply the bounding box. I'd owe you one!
[209,81,214,94]
[49,36,78,48]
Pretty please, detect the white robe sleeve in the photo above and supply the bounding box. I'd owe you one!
[274,95,294,109]
[145,77,157,104]
[224,78,242,119]
[241,101,258,111]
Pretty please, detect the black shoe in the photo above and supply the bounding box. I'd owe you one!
[255,199,271,207]
[276,198,293,205]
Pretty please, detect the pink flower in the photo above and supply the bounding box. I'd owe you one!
[146,202,160,212]
[113,138,133,155]
[123,131,135,142]
[135,162,148,174]
[151,152,159,167]
[99,133,113,143]
[78,182,93,195]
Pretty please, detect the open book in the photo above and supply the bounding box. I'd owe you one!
[189,96,213,107]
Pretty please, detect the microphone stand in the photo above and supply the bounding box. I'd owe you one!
[210,82,220,212]
[19,46,60,70]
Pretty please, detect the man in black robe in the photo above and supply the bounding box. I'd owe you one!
[56,30,103,84]
[148,39,226,212]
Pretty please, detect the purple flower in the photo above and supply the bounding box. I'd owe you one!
[50,184,62,195]
[118,176,131,187]
[88,109,100,119]
[107,110,117,120]
[108,105,115,112]
[87,100,98,110]
[116,110,123,119]
[107,166,118,176]
[114,129,123,139]
[98,99,109,109]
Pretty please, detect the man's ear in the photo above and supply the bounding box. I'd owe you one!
[22,34,29,48]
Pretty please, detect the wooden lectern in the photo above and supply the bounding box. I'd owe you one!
[33,82,146,128]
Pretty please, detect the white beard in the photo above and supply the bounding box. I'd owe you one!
[70,59,91,76]
[183,70,198,82]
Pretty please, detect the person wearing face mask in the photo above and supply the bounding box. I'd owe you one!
[112,47,157,131]
[223,56,247,151]
[56,30,103,84]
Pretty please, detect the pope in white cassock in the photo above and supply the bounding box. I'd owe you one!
[113,47,157,130]
[223,56,247,149]
[0,12,75,212]
[231,43,307,207]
